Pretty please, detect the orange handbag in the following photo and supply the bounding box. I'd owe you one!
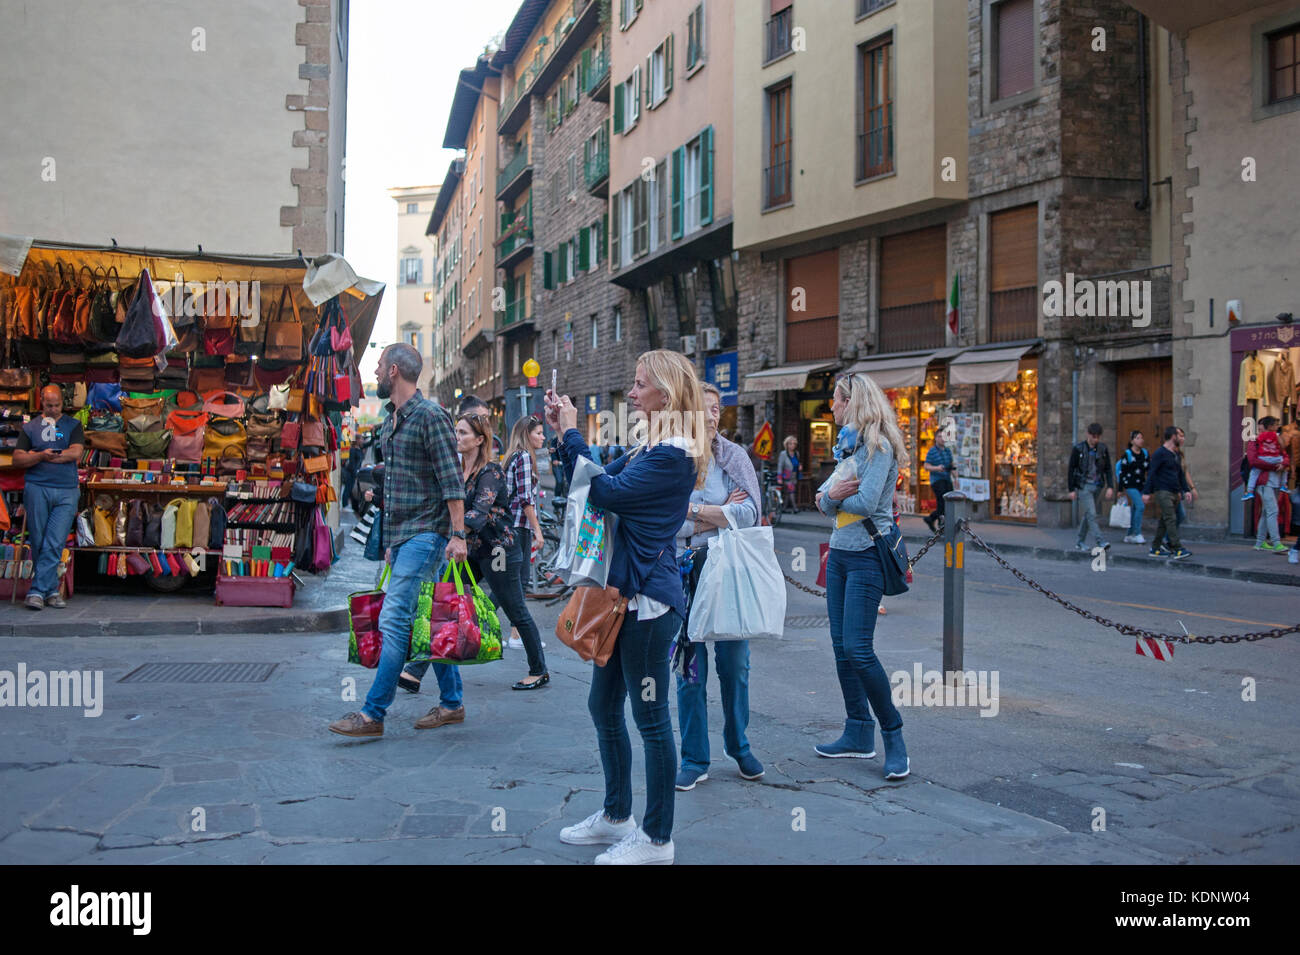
[302,454,329,474]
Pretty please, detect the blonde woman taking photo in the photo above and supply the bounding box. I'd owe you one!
[545,349,708,865]
[814,373,911,780]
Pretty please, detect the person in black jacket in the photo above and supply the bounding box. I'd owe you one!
[1142,425,1193,559]
[547,349,706,866]
[1067,422,1114,552]
[1115,430,1149,544]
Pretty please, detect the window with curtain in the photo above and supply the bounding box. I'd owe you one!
[766,82,792,207]
[857,36,893,179]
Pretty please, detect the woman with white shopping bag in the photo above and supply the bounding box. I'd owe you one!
[672,382,769,791]
[548,350,707,866]
[814,373,912,780]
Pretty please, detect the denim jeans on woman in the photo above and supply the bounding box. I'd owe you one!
[1124,487,1145,536]
[825,546,902,737]
[588,608,680,844]
[365,532,462,722]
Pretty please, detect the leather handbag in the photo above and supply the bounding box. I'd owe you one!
[0,370,32,389]
[206,498,227,548]
[286,388,305,413]
[93,499,115,546]
[281,418,301,449]
[302,417,325,447]
[268,383,291,411]
[202,391,246,419]
[86,431,128,456]
[265,287,304,361]
[127,429,172,459]
[555,585,628,667]
[89,410,123,432]
[203,417,247,460]
[191,498,210,549]
[245,411,279,439]
[217,446,246,474]
[144,503,164,549]
[125,499,147,547]
[121,395,165,422]
[862,517,910,596]
[126,413,164,433]
[246,437,271,463]
[302,454,329,474]
[190,366,226,395]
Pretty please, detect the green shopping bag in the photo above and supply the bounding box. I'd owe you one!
[410,561,502,665]
[347,565,438,667]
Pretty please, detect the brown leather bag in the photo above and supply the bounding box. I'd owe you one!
[554,585,628,667]
[86,431,128,456]
[265,286,304,361]
[121,395,164,422]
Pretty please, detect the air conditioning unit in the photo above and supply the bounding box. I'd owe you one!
[700,327,720,351]
[680,334,696,355]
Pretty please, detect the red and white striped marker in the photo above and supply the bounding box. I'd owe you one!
[1135,636,1175,661]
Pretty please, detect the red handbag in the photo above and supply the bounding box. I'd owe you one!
[281,419,301,448]
[816,542,830,589]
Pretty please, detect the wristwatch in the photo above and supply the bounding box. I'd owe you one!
[691,503,701,517]
[450,530,466,540]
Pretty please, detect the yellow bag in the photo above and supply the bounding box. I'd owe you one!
[169,498,198,549]
[93,505,115,546]
[202,418,247,460]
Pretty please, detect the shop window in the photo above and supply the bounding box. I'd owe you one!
[992,362,1038,519]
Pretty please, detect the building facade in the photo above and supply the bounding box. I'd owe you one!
[1127,0,1300,537]
[732,0,1173,528]
[388,185,439,395]
[0,0,349,256]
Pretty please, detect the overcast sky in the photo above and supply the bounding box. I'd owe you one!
[343,0,522,353]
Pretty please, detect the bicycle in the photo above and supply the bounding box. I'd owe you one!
[762,468,785,527]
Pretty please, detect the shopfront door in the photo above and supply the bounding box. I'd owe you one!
[1117,358,1173,451]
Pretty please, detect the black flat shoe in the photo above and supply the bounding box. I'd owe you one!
[512,673,550,691]
[397,673,421,694]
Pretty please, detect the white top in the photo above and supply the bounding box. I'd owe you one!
[624,435,696,622]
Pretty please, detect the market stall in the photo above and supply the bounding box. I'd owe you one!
[0,239,384,606]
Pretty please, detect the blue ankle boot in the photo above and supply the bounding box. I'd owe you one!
[815,718,876,758]
[881,726,909,779]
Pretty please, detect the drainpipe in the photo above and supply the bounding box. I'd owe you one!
[1071,366,1079,528]
[1135,14,1151,212]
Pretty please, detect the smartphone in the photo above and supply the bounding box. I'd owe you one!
[551,368,557,395]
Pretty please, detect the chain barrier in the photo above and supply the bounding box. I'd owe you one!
[960,522,1300,645]
[782,527,946,598]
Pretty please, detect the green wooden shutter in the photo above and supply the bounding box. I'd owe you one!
[582,47,592,91]
[610,197,621,268]
[558,245,568,284]
[600,212,608,263]
[700,125,714,226]
[665,34,673,94]
[544,251,554,290]
[671,146,684,239]
[613,82,624,133]
[578,227,590,271]
[646,55,652,107]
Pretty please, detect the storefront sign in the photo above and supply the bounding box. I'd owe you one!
[1230,322,1298,351]
[957,478,990,501]
[705,351,738,406]
[585,394,600,415]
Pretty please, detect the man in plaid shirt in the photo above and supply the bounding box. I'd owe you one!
[330,343,468,739]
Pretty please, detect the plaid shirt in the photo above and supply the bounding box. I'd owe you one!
[504,450,537,528]
[379,391,464,548]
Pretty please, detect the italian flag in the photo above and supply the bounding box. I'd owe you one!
[947,273,960,336]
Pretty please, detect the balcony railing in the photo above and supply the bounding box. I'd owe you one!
[497,62,539,129]
[764,160,791,208]
[857,0,892,16]
[584,142,609,191]
[785,316,839,363]
[989,287,1039,343]
[878,301,946,352]
[498,147,530,190]
[856,117,893,180]
[584,48,609,95]
[765,8,793,63]
[501,298,531,328]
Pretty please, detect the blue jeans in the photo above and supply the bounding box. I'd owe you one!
[825,547,902,734]
[22,483,77,598]
[1124,487,1145,535]
[362,532,461,722]
[676,640,753,772]
[588,608,680,844]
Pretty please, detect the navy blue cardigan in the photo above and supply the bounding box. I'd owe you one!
[559,428,696,618]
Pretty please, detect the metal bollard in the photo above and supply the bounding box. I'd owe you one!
[942,491,968,677]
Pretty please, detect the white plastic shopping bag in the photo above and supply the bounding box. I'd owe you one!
[553,454,618,587]
[687,513,786,642]
[1108,500,1132,529]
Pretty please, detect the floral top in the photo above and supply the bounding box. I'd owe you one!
[463,462,516,558]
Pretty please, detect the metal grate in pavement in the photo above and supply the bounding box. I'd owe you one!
[118,662,278,684]
[784,615,829,629]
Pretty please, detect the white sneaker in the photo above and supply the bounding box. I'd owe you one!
[1122,535,1135,543]
[560,809,638,846]
[507,635,525,650]
[1132,534,1146,544]
[1289,549,1299,564]
[594,828,674,865]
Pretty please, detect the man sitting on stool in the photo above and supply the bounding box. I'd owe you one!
[13,385,84,610]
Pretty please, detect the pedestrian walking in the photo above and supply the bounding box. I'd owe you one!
[400,412,550,692]
[502,414,550,679]
[922,428,956,534]
[549,349,706,865]
[1142,425,1193,560]
[1115,430,1149,544]
[777,435,801,513]
[673,382,764,792]
[1242,418,1286,501]
[1245,416,1290,553]
[813,372,911,780]
[1067,422,1115,552]
[1175,428,1197,527]
[12,385,84,610]
[328,344,467,739]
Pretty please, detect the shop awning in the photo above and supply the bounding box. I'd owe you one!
[844,350,952,389]
[743,360,838,393]
[948,344,1034,385]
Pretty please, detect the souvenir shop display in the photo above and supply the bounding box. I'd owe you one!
[0,244,376,607]
[993,366,1038,520]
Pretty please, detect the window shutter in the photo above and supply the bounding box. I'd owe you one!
[996,0,1034,99]
[613,82,625,133]
[700,126,714,226]
[671,146,684,239]
[579,227,591,271]
[582,46,592,82]
[646,55,653,107]
[665,34,674,93]
[632,68,640,122]
[611,197,621,267]
[880,226,947,307]
[989,204,1037,290]
[558,245,568,284]
[601,212,609,263]
[544,251,554,290]
[635,0,643,12]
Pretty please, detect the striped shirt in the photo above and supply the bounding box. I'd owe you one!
[505,449,538,528]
